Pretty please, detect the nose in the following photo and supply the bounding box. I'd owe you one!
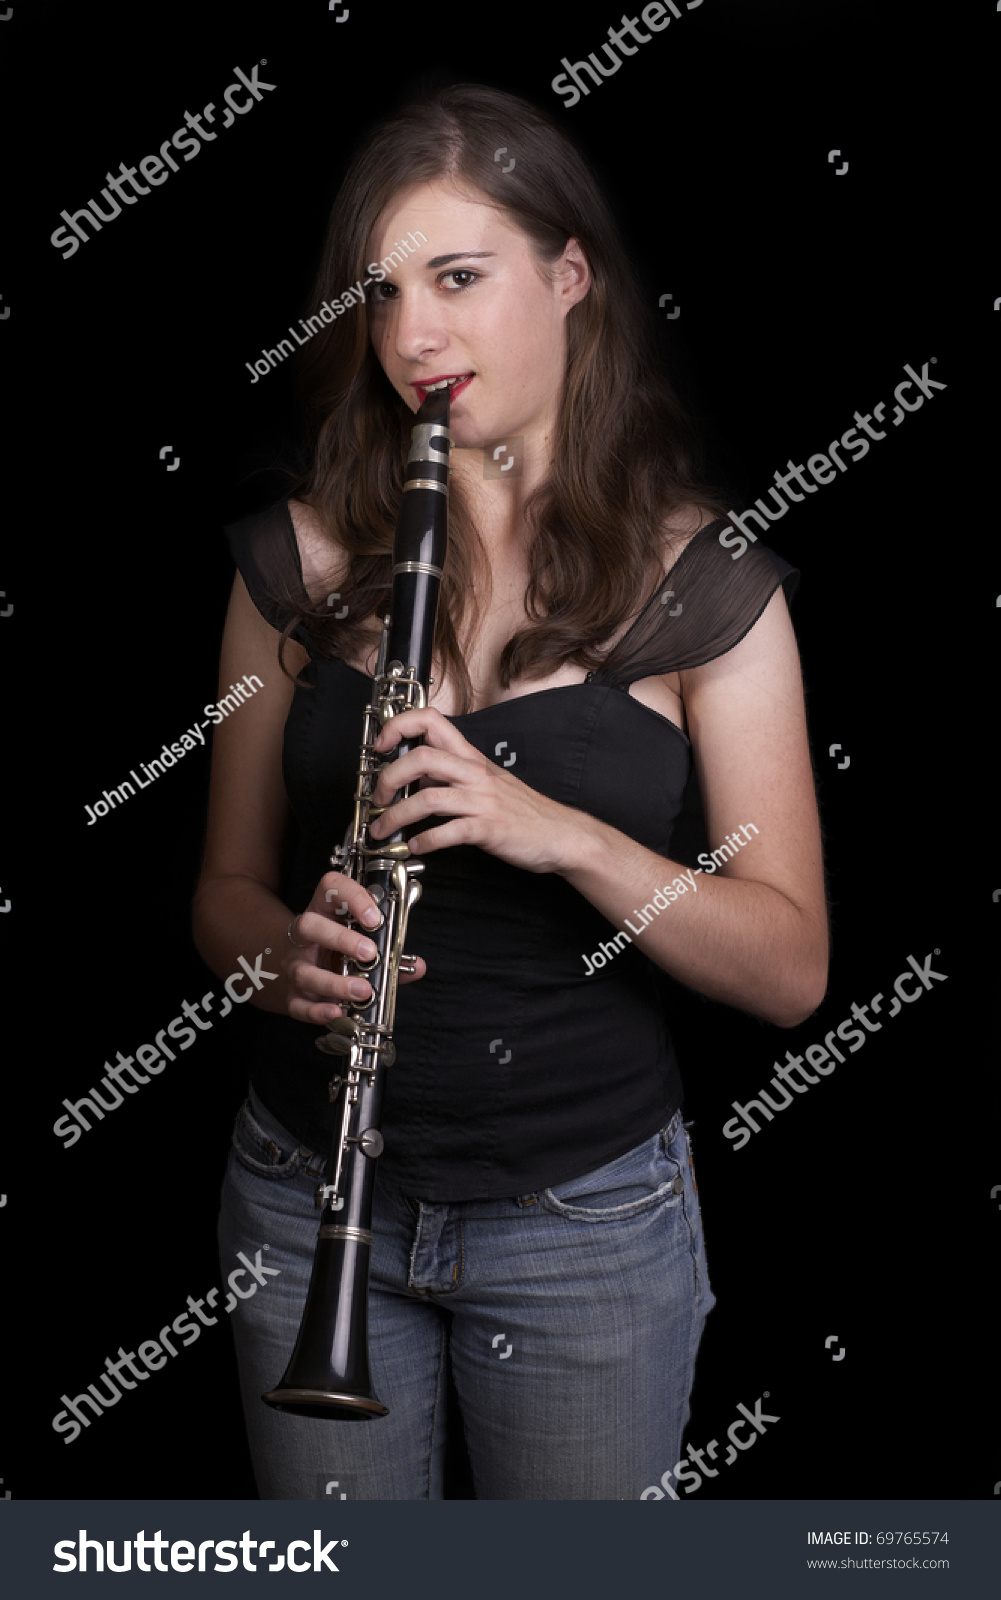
[390,288,449,367]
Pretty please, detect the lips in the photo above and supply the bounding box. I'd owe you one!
[412,373,474,403]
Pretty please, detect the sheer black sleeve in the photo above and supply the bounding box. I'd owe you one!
[224,500,314,649]
[588,520,800,690]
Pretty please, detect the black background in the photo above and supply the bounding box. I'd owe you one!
[1,0,992,1504]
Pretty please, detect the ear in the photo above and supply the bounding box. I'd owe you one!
[557,237,591,314]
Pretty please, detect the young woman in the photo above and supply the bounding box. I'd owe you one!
[194,83,827,1500]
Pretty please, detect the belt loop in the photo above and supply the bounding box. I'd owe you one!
[300,1143,325,1176]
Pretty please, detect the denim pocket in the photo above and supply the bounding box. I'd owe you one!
[540,1129,684,1222]
[230,1097,303,1180]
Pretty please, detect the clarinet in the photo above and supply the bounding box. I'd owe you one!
[262,385,451,1419]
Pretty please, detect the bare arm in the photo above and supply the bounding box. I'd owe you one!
[192,568,425,1020]
[192,571,312,1014]
[558,587,828,1027]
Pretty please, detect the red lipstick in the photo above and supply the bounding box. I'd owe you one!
[411,373,474,404]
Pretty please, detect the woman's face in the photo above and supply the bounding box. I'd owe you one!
[365,178,589,459]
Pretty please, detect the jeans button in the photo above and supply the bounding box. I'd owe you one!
[672,1175,684,1195]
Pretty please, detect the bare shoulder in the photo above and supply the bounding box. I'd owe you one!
[287,496,349,604]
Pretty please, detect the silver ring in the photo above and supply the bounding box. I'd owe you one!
[287,918,306,948]
[403,478,447,495]
[318,1225,373,1245]
[392,560,444,578]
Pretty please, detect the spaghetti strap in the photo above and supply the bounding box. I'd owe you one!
[588,522,799,689]
[224,500,314,648]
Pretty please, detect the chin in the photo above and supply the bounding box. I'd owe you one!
[453,425,503,456]
[447,417,480,446]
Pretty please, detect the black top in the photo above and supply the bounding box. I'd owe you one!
[223,501,799,1200]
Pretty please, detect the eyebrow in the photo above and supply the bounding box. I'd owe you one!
[423,251,496,269]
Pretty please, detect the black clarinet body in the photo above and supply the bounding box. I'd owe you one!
[262,387,451,1420]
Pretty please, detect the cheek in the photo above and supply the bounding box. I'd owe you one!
[484,298,560,385]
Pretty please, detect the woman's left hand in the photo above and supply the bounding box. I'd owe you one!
[367,706,582,876]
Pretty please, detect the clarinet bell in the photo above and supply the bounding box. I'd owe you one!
[261,1225,389,1420]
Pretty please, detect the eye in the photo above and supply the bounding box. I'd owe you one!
[439,269,479,291]
[369,268,481,304]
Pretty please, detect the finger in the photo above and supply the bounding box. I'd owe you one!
[287,994,345,1027]
[313,872,384,928]
[295,910,383,970]
[291,955,375,1008]
[370,786,476,840]
[287,955,426,1024]
[405,816,479,854]
[373,706,469,756]
[370,746,470,805]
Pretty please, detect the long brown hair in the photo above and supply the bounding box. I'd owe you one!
[279,83,728,713]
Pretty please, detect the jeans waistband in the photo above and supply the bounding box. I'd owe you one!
[246,1084,686,1200]
[248,1083,326,1174]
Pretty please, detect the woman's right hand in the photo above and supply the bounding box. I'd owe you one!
[283,870,427,1027]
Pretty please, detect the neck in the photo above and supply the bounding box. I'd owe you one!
[449,429,553,551]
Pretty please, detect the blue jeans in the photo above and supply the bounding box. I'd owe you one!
[217,1085,716,1500]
